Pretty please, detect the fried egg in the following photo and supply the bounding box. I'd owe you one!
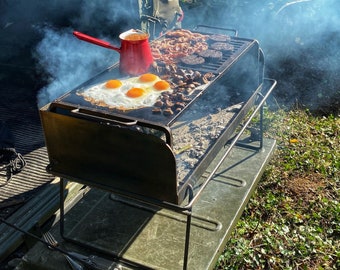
[79,73,172,110]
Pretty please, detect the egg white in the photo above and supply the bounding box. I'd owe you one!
[80,75,172,110]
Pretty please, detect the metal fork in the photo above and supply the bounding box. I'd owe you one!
[42,231,84,270]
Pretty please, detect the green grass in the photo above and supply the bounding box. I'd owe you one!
[216,109,340,269]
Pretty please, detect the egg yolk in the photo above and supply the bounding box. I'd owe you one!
[139,73,158,83]
[106,80,122,89]
[126,87,145,98]
[154,80,170,91]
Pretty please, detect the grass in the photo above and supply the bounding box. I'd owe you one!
[215,108,340,269]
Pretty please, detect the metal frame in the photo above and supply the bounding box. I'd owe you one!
[58,79,276,270]
[41,28,265,206]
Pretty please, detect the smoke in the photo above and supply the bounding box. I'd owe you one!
[261,0,340,113]
[32,0,139,107]
[182,0,340,113]
[35,27,116,107]
[3,0,338,113]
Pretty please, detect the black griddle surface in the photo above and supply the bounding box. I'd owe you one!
[50,35,256,126]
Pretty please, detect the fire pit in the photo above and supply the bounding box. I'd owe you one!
[40,26,272,205]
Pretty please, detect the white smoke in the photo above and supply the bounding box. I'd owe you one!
[32,0,339,111]
[34,0,139,107]
[180,0,340,111]
[35,27,117,107]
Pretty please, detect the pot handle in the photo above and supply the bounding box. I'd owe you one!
[71,108,137,126]
[73,31,120,52]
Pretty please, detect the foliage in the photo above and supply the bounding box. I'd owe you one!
[216,109,340,269]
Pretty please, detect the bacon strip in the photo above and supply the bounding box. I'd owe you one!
[151,29,209,65]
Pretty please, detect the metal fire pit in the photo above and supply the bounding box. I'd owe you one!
[40,26,268,206]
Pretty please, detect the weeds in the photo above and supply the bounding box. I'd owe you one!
[216,109,340,269]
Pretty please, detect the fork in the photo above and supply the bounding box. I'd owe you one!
[42,231,84,270]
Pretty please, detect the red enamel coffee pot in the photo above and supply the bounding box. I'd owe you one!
[73,29,154,76]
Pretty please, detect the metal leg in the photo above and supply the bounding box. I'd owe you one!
[234,91,266,151]
[183,186,194,270]
[59,178,65,238]
[183,212,192,270]
[259,99,264,149]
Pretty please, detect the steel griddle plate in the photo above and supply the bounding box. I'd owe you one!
[50,34,257,127]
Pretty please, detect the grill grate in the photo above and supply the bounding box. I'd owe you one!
[176,37,253,74]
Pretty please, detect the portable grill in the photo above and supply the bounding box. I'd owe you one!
[39,25,273,206]
[37,25,277,270]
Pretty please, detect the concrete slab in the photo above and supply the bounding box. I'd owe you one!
[17,138,276,270]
